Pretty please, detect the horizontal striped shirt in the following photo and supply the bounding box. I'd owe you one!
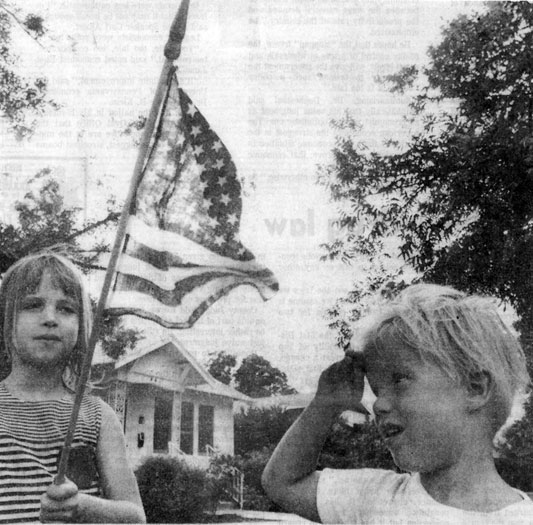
[0,383,102,523]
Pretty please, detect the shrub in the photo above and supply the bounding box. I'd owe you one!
[319,419,397,471]
[135,455,212,523]
[209,448,280,512]
[234,406,297,456]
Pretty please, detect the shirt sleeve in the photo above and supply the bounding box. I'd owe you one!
[317,468,408,524]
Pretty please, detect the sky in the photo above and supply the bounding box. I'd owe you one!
[1,0,477,392]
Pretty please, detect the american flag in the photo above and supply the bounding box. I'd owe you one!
[106,72,278,328]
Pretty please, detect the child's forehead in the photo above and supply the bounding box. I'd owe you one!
[363,322,423,365]
[18,266,78,298]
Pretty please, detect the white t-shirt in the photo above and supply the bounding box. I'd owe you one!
[317,468,533,524]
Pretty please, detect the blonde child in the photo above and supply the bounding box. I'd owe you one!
[0,252,145,523]
[263,284,533,523]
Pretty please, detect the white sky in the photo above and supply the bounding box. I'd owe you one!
[1,0,477,392]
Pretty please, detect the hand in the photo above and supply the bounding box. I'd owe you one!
[313,351,366,413]
[40,478,80,523]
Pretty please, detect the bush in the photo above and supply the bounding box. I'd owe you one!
[135,456,212,523]
[234,406,297,456]
[209,448,281,512]
[319,419,397,471]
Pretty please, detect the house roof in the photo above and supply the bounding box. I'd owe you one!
[93,335,250,401]
[249,392,370,425]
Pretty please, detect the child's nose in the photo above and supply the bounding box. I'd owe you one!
[373,394,392,416]
[42,306,58,326]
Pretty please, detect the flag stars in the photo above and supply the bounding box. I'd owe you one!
[191,125,201,137]
[193,144,204,156]
[187,103,198,117]
[217,175,227,188]
[206,216,219,229]
[220,193,231,206]
[212,140,223,152]
[214,235,225,247]
[214,158,225,170]
[227,213,238,225]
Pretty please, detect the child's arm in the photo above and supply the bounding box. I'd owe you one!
[262,352,365,523]
[41,401,146,523]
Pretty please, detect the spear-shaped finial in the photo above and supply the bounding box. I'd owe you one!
[164,0,190,61]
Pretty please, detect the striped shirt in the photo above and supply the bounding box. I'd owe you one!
[0,383,102,523]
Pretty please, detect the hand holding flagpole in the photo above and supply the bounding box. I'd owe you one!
[55,0,190,485]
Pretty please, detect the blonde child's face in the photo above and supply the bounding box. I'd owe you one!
[12,270,80,372]
[364,327,472,475]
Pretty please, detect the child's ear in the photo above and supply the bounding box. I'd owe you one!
[466,370,492,411]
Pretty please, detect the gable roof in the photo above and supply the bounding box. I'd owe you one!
[94,335,250,401]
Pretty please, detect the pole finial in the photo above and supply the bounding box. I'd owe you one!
[164,0,190,61]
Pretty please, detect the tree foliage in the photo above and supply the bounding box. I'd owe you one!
[206,351,297,398]
[233,353,297,398]
[206,350,236,385]
[320,419,396,472]
[0,2,57,138]
[496,396,533,493]
[234,405,298,456]
[0,169,117,273]
[319,2,533,341]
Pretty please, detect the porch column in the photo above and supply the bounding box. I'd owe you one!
[171,390,183,450]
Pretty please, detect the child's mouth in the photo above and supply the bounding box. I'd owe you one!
[379,423,404,441]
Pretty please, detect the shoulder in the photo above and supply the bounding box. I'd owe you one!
[317,469,411,524]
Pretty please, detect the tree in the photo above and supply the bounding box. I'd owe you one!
[0,169,118,273]
[205,351,297,398]
[0,2,57,139]
[318,2,533,489]
[206,350,236,385]
[233,353,297,398]
[318,2,533,345]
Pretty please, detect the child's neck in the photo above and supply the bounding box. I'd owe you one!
[4,367,68,401]
[420,451,522,512]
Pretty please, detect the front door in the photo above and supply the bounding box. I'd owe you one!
[153,390,173,453]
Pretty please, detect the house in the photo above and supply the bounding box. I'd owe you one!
[93,335,250,469]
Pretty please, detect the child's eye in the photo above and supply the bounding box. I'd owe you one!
[20,298,42,310]
[58,303,78,315]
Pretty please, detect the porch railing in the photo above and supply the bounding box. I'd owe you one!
[206,445,244,510]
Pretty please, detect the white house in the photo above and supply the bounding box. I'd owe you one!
[93,335,250,469]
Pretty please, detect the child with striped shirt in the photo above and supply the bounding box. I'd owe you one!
[0,253,145,523]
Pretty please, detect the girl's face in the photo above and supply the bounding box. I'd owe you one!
[364,326,471,475]
[12,270,80,373]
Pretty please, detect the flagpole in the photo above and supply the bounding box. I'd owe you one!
[55,0,190,484]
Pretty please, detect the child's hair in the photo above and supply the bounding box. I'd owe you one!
[356,283,530,433]
[0,252,92,386]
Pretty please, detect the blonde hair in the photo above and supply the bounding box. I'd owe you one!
[0,252,92,386]
[357,284,530,433]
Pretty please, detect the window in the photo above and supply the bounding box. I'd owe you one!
[153,391,173,453]
[198,405,214,455]
[180,401,194,455]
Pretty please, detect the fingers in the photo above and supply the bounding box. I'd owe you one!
[40,479,79,523]
[344,349,366,372]
[47,478,78,501]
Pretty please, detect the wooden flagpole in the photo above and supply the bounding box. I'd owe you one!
[55,0,190,484]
